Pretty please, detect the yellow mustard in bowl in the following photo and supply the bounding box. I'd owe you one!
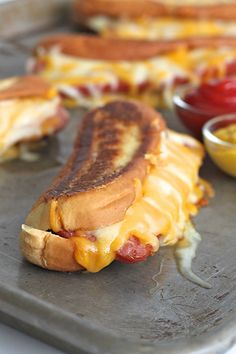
[214,123,236,144]
[203,116,236,177]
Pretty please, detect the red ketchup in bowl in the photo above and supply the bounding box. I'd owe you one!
[174,79,236,139]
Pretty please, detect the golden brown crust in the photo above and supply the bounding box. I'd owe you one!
[174,4,236,20]
[25,100,165,232]
[20,225,82,271]
[73,0,236,20]
[21,100,165,271]
[37,34,236,61]
[0,76,53,101]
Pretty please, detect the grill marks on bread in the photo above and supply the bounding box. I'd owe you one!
[45,101,164,198]
[28,101,165,231]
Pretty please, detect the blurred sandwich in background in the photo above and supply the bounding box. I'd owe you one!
[29,34,236,108]
[0,76,68,162]
[73,0,236,40]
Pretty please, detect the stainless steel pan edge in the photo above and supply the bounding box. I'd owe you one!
[0,282,235,354]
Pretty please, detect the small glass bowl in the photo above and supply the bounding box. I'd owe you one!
[202,115,236,178]
[173,87,222,139]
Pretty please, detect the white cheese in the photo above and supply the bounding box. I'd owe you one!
[0,96,60,156]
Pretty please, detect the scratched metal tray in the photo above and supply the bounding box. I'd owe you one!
[0,6,236,354]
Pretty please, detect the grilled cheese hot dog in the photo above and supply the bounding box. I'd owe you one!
[74,0,236,40]
[0,76,69,162]
[30,35,236,108]
[20,100,210,273]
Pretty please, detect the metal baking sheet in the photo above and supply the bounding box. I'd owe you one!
[0,25,236,354]
[0,0,70,38]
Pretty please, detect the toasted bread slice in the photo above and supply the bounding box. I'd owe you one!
[23,100,165,233]
[37,34,236,61]
[20,225,82,271]
[0,75,54,100]
[74,0,236,21]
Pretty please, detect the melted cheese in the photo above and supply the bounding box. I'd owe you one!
[88,16,236,40]
[35,46,236,108]
[69,131,204,272]
[175,221,211,289]
[60,89,161,109]
[0,96,60,159]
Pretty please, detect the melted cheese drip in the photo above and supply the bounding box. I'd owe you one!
[88,16,236,40]
[36,47,236,107]
[175,221,211,288]
[71,131,205,272]
[0,96,60,158]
